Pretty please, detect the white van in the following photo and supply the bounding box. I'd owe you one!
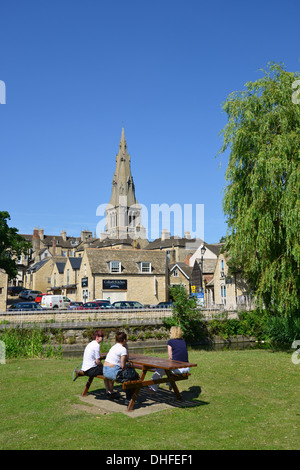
[41,295,71,310]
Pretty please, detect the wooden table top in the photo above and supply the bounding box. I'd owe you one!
[129,353,197,370]
[100,351,197,371]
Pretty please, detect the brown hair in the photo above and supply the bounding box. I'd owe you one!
[115,331,127,343]
[93,329,104,340]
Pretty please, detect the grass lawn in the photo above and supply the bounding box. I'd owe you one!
[0,349,298,450]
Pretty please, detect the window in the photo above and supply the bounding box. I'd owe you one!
[221,285,226,298]
[140,262,151,273]
[173,269,179,277]
[67,269,70,285]
[110,261,121,273]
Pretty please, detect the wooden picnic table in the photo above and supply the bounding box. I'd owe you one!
[79,352,197,411]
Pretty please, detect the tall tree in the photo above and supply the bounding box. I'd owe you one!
[0,211,31,280]
[218,63,300,316]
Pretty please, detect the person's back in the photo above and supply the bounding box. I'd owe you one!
[167,338,188,363]
[82,339,100,372]
[81,330,104,377]
[105,342,127,367]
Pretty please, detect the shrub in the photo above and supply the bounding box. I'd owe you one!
[0,327,62,358]
[264,315,300,347]
[168,285,205,344]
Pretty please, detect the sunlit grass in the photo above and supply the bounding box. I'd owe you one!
[0,349,298,450]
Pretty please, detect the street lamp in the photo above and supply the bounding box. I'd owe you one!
[200,245,206,293]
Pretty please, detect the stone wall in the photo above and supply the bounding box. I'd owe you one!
[0,270,8,311]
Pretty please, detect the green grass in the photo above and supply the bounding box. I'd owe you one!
[0,349,299,450]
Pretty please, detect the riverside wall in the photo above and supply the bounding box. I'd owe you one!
[0,308,255,354]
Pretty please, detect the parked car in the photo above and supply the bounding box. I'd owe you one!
[41,295,71,310]
[68,301,84,310]
[8,302,43,311]
[35,293,48,303]
[8,286,25,296]
[18,289,30,299]
[150,302,173,308]
[20,290,42,301]
[112,301,144,309]
[93,299,112,306]
[83,301,113,310]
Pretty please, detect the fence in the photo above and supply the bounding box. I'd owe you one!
[0,307,238,327]
[0,308,173,326]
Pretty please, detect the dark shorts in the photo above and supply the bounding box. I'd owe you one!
[84,364,103,377]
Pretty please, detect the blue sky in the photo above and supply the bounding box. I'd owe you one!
[0,0,299,243]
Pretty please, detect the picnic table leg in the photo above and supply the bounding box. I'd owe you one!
[165,370,182,401]
[127,367,147,412]
[82,376,94,396]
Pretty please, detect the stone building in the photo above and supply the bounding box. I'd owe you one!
[169,262,193,295]
[76,248,168,305]
[145,230,203,265]
[50,260,67,294]
[61,257,82,301]
[24,257,66,293]
[213,251,251,310]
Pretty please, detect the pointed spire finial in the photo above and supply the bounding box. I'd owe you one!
[120,126,126,144]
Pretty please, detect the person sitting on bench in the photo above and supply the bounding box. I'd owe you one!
[103,331,136,405]
[148,326,190,393]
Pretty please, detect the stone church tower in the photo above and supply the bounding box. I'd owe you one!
[100,128,146,240]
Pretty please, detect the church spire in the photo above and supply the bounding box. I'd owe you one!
[100,128,146,241]
[109,127,136,207]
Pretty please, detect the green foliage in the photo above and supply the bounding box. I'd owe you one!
[263,315,300,347]
[218,62,300,316]
[168,284,204,343]
[0,327,62,358]
[0,211,31,279]
[207,309,300,346]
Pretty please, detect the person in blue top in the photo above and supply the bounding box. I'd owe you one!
[148,326,190,393]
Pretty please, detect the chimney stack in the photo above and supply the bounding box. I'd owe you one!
[33,228,40,261]
[161,229,170,241]
[52,237,56,256]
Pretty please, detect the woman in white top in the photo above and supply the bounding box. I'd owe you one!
[103,331,134,404]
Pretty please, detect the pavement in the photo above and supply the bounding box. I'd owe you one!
[77,385,204,418]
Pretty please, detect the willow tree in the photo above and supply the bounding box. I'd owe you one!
[219,63,300,316]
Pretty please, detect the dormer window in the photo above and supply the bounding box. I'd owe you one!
[110,261,121,273]
[140,262,151,273]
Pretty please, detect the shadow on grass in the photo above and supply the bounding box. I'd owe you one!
[88,384,209,411]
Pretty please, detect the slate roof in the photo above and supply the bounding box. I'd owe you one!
[203,259,217,274]
[55,261,67,274]
[85,249,167,275]
[169,262,193,279]
[76,237,133,251]
[203,243,225,256]
[69,257,82,270]
[145,236,201,250]
[27,259,49,273]
[41,235,80,249]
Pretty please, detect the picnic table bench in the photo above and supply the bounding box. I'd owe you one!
[76,352,197,411]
